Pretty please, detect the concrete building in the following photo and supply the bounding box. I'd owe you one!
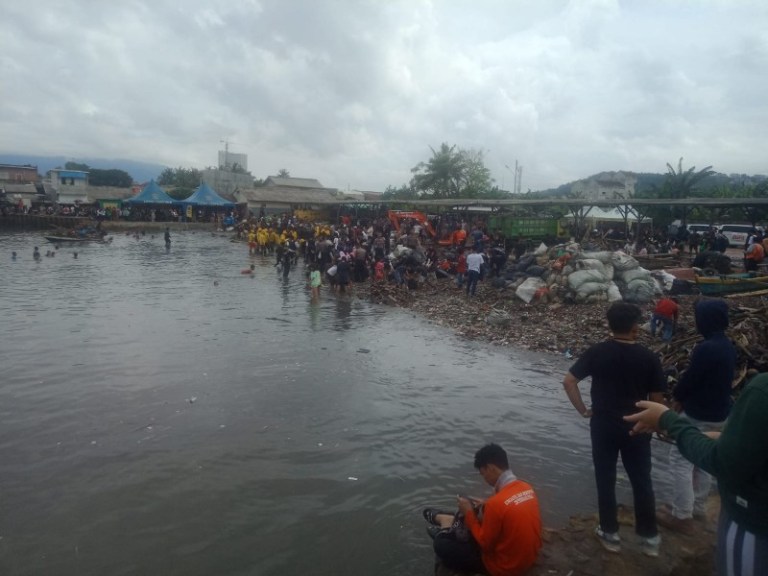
[218,150,248,171]
[233,186,339,215]
[48,169,90,204]
[570,171,637,200]
[0,164,39,184]
[201,168,253,199]
[0,164,44,208]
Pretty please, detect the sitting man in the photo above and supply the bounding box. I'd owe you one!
[423,443,542,576]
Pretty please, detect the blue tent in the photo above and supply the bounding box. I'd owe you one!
[123,180,178,204]
[182,182,234,207]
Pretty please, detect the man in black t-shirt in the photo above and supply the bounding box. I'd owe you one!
[562,302,666,557]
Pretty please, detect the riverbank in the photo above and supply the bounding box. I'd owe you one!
[355,275,766,576]
[360,272,768,367]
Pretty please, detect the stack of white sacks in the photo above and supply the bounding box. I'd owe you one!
[563,251,660,304]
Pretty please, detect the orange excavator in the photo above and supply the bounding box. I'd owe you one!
[387,210,453,244]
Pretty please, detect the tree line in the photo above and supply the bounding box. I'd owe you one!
[60,162,133,188]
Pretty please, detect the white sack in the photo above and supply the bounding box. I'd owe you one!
[515,277,546,304]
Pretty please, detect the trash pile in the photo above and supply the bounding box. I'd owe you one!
[656,300,768,391]
[361,239,768,372]
[502,243,661,305]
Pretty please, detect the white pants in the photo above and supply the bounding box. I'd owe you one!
[669,411,725,519]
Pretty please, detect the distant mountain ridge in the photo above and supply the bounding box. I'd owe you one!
[0,154,167,184]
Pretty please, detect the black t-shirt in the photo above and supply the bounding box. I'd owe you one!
[569,340,665,419]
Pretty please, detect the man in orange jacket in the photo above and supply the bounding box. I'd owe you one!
[744,237,765,272]
[423,443,542,575]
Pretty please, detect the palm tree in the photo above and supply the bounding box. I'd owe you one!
[664,157,715,222]
[665,157,714,198]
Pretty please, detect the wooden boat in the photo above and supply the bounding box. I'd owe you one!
[695,273,768,296]
[635,253,682,270]
[44,235,105,244]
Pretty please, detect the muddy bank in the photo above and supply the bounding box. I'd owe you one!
[359,275,768,379]
[525,502,718,576]
[357,278,765,576]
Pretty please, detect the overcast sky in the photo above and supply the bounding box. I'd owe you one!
[2,0,767,191]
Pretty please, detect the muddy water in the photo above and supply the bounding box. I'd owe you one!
[0,230,652,575]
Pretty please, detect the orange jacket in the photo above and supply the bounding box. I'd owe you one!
[464,479,542,576]
[746,242,765,262]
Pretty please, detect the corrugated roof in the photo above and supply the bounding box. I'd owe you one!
[1,183,38,194]
[56,170,89,179]
[237,187,341,205]
[86,187,136,202]
[263,176,325,189]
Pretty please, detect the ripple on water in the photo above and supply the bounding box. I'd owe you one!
[0,230,601,576]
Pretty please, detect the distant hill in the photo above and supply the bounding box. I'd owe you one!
[535,170,767,197]
[0,154,168,184]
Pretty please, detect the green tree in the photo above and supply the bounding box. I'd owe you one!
[664,157,715,222]
[665,158,715,199]
[689,184,738,224]
[89,168,133,187]
[65,161,90,171]
[410,143,494,198]
[381,184,418,200]
[741,181,768,225]
[62,162,132,187]
[157,167,201,198]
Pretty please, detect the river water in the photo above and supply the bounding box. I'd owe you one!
[1,230,645,575]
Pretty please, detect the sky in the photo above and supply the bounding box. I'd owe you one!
[2,0,767,192]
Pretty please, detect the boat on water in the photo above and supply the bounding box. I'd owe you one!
[44,235,105,244]
[695,273,768,296]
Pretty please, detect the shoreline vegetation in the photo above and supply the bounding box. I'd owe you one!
[97,222,767,574]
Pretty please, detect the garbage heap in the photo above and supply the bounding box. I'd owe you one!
[504,243,661,305]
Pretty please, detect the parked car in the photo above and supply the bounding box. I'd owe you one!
[687,223,717,234]
[719,224,762,247]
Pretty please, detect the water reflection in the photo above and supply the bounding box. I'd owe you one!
[333,295,353,331]
[0,230,605,576]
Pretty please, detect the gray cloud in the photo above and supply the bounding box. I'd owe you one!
[1,0,767,191]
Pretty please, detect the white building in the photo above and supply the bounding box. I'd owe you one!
[48,169,89,204]
[570,171,637,200]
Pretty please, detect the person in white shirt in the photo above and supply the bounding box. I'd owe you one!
[465,246,485,297]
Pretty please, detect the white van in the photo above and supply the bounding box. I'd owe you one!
[687,223,716,235]
[719,224,759,247]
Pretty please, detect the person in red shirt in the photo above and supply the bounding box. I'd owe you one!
[422,443,542,576]
[651,297,679,342]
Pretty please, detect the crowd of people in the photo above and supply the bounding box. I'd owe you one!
[234,212,518,298]
[0,201,239,224]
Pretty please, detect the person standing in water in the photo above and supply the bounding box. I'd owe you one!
[309,263,321,299]
[33,246,41,260]
[164,227,171,248]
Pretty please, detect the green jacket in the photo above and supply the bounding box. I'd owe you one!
[659,373,768,535]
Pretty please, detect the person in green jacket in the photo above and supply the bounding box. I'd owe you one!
[624,373,768,576]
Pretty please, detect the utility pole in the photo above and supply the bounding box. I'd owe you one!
[220,139,230,169]
[504,160,524,194]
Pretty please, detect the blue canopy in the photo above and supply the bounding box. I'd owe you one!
[182,182,235,207]
[123,180,178,204]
